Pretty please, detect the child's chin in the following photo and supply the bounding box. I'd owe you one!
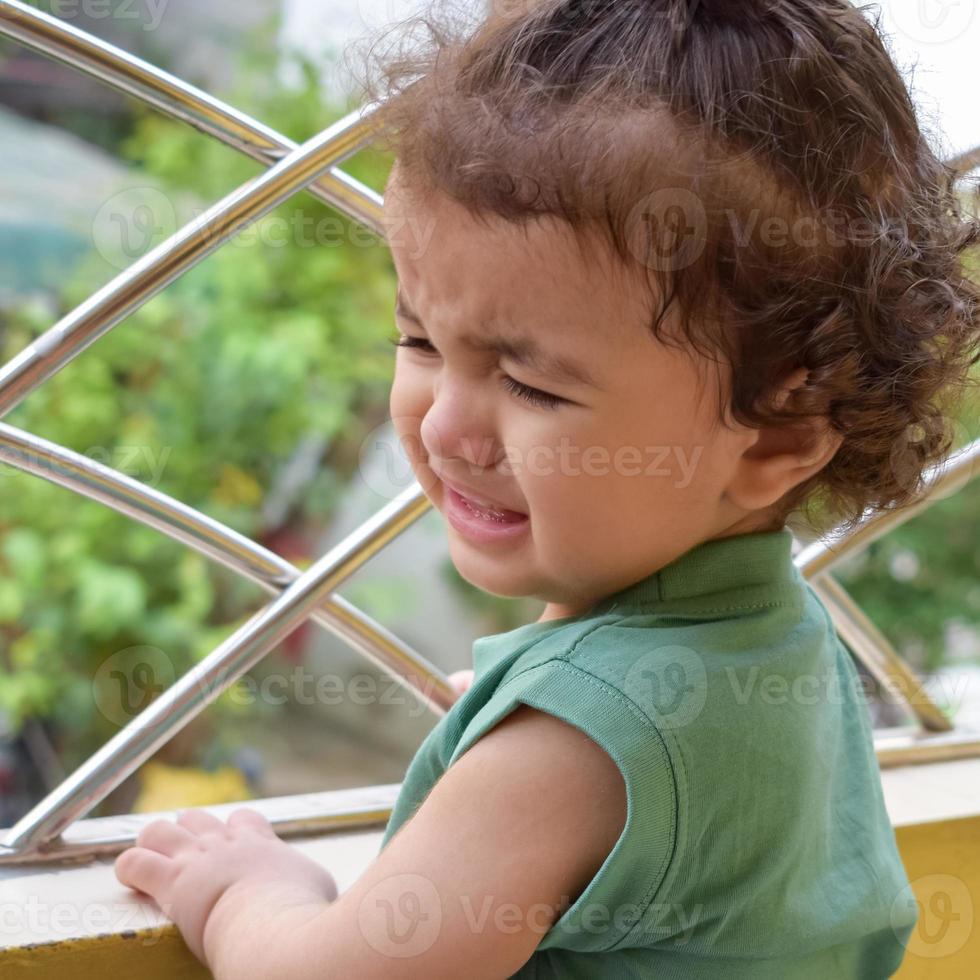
[446,544,533,598]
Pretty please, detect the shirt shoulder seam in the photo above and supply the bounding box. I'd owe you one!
[600,598,795,616]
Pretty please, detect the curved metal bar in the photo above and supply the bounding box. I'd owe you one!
[875,729,980,768]
[0,0,385,236]
[0,484,433,856]
[947,143,980,177]
[0,421,451,711]
[811,575,953,733]
[796,438,980,578]
[0,102,381,417]
[0,785,402,868]
[793,439,979,729]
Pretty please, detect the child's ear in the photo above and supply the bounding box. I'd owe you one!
[723,367,844,513]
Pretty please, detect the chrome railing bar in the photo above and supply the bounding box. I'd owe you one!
[792,439,978,731]
[0,0,385,236]
[0,785,402,869]
[0,484,432,857]
[947,143,980,176]
[0,101,381,417]
[0,7,435,864]
[796,438,979,578]
[0,421,452,715]
[875,728,980,768]
[812,575,953,733]
[0,3,442,705]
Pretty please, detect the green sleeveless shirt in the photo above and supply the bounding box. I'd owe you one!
[379,529,918,978]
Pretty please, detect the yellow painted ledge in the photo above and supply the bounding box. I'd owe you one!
[884,755,980,979]
[0,927,211,979]
[891,815,980,978]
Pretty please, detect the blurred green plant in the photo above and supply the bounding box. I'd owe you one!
[0,27,404,778]
[833,476,980,674]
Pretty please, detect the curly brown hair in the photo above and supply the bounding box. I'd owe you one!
[346,0,980,538]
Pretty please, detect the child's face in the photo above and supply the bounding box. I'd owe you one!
[383,169,765,618]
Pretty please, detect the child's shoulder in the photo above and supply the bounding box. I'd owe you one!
[470,587,817,746]
[463,614,681,766]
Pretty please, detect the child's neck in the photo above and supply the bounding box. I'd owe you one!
[537,601,588,623]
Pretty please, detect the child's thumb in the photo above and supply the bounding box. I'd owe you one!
[447,669,475,698]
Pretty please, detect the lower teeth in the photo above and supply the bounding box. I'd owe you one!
[462,496,514,523]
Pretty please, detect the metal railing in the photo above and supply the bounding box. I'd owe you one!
[0,0,978,865]
[797,439,980,766]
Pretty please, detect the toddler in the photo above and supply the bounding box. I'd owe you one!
[115,1,979,977]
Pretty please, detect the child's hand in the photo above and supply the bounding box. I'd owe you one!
[114,806,338,969]
[447,668,475,700]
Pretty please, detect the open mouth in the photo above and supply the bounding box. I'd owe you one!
[443,485,530,542]
[450,487,527,523]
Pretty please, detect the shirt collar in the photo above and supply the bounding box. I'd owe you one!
[588,527,803,616]
[472,528,805,671]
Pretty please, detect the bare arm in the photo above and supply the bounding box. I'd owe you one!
[208,703,627,980]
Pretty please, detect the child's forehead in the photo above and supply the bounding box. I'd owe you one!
[393,246,645,371]
[386,165,614,260]
[386,192,643,329]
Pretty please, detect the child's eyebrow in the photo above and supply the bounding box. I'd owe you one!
[395,289,601,389]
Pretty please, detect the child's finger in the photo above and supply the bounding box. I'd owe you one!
[226,807,277,838]
[115,846,173,896]
[136,818,198,856]
[175,808,226,836]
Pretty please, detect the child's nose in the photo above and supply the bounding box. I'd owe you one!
[419,381,500,470]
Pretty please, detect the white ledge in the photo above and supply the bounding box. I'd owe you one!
[0,784,396,951]
[880,754,980,827]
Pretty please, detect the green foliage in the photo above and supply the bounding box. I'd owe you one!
[832,389,980,674]
[0,37,401,775]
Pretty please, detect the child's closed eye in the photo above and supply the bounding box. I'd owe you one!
[390,335,439,356]
[389,335,567,410]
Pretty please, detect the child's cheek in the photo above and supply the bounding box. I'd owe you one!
[390,374,428,462]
